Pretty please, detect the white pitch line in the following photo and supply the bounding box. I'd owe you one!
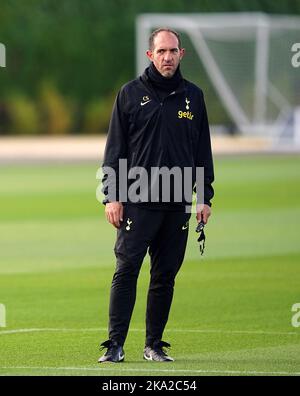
[0,366,299,376]
[0,328,107,335]
[0,328,299,336]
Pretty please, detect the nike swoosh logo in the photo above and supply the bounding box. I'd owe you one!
[141,100,151,106]
[182,225,189,230]
[119,353,124,360]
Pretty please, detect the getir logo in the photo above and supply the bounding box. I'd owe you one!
[178,110,194,120]
[178,98,194,120]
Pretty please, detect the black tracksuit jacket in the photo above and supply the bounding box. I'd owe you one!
[102,69,214,208]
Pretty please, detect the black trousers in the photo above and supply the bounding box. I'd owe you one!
[108,204,191,347]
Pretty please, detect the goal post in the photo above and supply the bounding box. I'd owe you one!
[0,42,6,68]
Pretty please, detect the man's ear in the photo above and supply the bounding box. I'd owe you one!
[179,48,185,60]
[146,50,153,62]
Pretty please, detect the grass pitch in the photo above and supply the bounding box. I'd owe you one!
[0,155,300,376]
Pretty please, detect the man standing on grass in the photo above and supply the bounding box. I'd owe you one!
[99,28,214,363]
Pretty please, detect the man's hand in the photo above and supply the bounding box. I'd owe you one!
[105,202,124,228]
[196,204,211,225]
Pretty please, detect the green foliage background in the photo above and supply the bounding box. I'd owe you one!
[0,0,299,134]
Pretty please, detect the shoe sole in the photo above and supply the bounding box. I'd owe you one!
[143,353,174,362]
[98,359,124,363]
[98,355,125,363]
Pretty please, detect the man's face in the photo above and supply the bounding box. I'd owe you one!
[146,31,185,78]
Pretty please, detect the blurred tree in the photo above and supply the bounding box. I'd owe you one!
[0,0,299,133]
[39,80,72,134]
[6,93,40,134]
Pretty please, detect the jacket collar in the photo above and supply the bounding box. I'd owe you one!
[140,69,187,97]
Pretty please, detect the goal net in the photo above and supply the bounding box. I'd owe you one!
[136,13,300,144]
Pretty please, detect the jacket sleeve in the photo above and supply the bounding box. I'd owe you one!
[101,88,129,204]
[194,92,214,207]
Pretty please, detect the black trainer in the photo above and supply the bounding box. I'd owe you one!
[98,340,125,363]
[143,341,174,362]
